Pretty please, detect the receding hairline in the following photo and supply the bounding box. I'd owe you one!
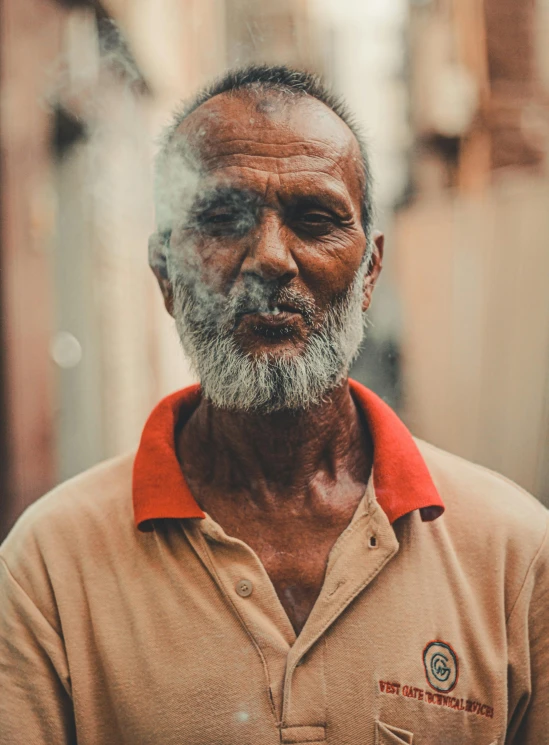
[171,87,365,168]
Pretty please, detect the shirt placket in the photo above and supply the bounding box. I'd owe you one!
[183,517,296,722]
[280,491,399,742]
[183,483,400,743]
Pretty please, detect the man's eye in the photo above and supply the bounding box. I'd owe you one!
[202,211,237,224]
[292,212,337,235]
[191,208,256,236]
[301,212,333,223]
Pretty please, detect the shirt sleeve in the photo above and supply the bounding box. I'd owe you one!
[506,515,549,744]
[0,557,76,745]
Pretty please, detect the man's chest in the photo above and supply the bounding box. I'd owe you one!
[60,514,510,745]
[206,511,353,634]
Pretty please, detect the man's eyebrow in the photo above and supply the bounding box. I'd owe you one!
[190,186,262,212]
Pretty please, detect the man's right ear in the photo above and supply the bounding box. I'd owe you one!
[148,232,174,317]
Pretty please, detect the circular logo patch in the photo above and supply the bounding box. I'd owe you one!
[423,641,459,692]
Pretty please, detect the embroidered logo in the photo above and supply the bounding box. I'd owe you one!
[423,641,459,692]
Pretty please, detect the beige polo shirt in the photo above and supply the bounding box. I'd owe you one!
[1,380,548,745]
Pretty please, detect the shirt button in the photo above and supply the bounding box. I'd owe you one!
[236,579,253,597]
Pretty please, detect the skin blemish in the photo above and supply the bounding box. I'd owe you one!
[255,98,278,114]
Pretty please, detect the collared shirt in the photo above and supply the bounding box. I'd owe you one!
[1,379,548,745]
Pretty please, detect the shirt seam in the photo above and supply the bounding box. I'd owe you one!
[283,540,399,713]
[505,513,549,625]
[322,544,398,633]
[0,555,64,643]
[325,510,373,570]
[417,439,548,510]
[190,527,280,725]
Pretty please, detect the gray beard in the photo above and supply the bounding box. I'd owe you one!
[170,267,367,413]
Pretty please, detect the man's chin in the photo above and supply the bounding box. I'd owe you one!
[235,338,309,362]
[232,327,310,360]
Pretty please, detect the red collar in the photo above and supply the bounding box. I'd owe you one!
[133,379,444,530]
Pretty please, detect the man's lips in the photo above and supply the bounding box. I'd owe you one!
[237,305,303,328]
[241,308,301,327]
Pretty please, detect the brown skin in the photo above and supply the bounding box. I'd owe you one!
[151,91,384,635]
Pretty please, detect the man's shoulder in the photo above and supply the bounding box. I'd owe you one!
[1,452,136,569]
[416,437,549,542]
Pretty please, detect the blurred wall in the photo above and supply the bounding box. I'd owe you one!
[0,0,202,536]
[1,0,63,536]
[396,0,549,504]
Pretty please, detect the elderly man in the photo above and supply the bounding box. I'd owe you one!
[1,65,548,745]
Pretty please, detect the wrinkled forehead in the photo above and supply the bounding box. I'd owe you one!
[171,90,364,191]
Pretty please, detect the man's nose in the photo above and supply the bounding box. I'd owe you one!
[240,211,298,283]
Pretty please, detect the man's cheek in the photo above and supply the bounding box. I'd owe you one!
[168,243,222,297]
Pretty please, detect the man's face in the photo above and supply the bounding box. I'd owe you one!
[153,90,383,411]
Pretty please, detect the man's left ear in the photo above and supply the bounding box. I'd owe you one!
[362,231,384,312]
[149,231,174,317]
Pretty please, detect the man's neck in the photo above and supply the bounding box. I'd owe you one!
[176,379,374,511]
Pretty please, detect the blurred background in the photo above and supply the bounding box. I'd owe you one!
[1,0,549,538]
